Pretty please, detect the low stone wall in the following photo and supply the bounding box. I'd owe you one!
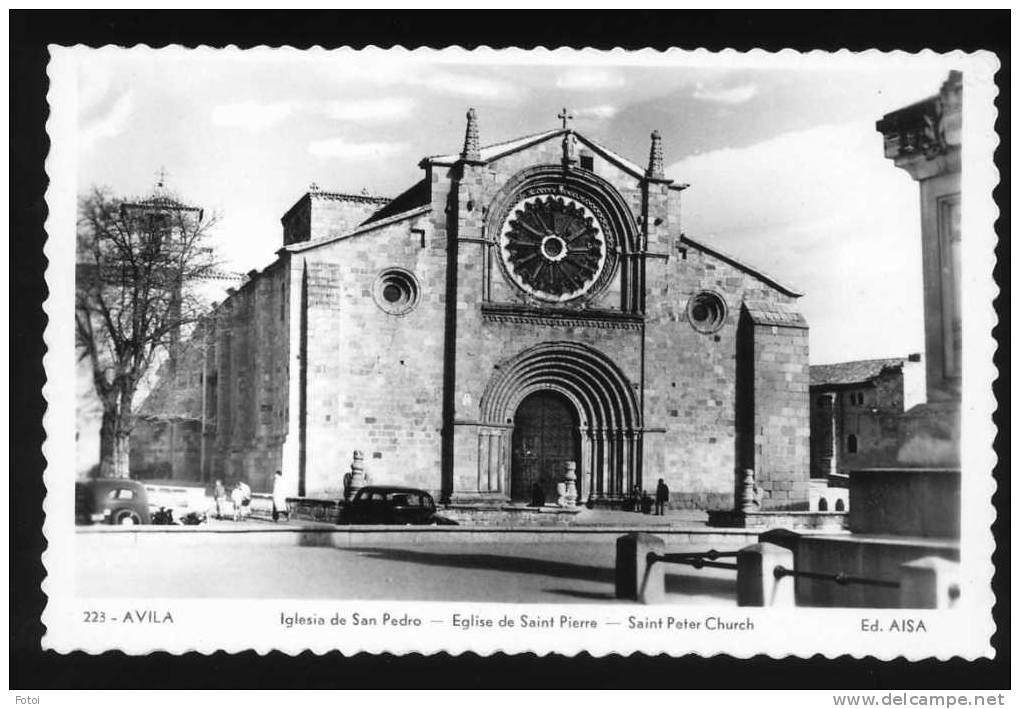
[287,496,341,523]
[277,497,589,527]
[707,509,848,531]
[442,504,584,527]
[795,534,960,607]
[247,495,340,523]
[849,467,960,537]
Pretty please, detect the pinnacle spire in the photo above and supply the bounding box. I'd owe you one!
[646,130,664,180]
[461,108,480,162]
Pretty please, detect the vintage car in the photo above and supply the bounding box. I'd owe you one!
[75,478,152,525]
[337,486,458,526]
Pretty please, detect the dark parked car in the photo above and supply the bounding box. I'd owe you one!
[75,479,152,525]
[338,486,457,526]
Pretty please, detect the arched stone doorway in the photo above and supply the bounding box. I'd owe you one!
[510,391,581,503]
[479,341,642,506]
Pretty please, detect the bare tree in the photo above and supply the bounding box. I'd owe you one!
[76,186,219,478]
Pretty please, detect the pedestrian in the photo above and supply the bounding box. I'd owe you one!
[655,478,670,516]
[630,484,642,512]
[237,480,252,519]
[528,481,546,507]
[213,479,226,520]
[230,482,244,522]
[272,470,289,522]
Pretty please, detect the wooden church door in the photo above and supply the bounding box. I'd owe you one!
[511,391,580,503]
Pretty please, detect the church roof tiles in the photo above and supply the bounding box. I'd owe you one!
[809,358,907,387]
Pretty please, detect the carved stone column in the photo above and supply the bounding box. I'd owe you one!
[594,429,606,499]
[487,430,500,492]
[476,432,487,493]
[621,431,633,497]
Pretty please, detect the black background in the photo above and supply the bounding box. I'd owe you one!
[10,10,1009,690]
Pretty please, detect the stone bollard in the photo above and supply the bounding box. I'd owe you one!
[899,556,961,609]
[345,449,367,501]
[562,461,578,507]
[615,533,666,604]
[736,542,795,607]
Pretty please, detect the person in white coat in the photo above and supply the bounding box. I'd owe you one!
[230,482,244,522]
[271,470,289,522]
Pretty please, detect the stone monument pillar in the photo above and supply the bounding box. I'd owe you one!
[561,461,578,508]
[738,468,759,513]
[345,449,367,501]
[876,70,962,466]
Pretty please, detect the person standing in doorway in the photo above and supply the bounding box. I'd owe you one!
[272,470,289,522]
[655,478,670,516]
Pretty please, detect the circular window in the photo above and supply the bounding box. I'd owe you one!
[498,195,607,303]
[373,268,420,315]
[686,291,727,333]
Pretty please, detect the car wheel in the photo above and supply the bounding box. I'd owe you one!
[114,509,142,526]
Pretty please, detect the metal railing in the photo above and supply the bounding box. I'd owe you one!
[773,565,900,589]
[647,549,739,572]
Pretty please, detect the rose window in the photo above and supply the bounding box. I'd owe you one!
[498,195,607,302]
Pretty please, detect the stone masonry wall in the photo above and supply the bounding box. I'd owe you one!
[751,322,811,510]
[130,418,202,481]
[444,136,809,509]
[282,193,389,246]
[297,208,445,499]
[205,262,290,493]
[155,131,813,509]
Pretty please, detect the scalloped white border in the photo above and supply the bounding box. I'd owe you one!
[41,45,1000,659]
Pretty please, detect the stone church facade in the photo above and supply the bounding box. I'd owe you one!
[139,110,811,510]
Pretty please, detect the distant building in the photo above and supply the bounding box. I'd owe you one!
[75,178,204,479]
[809,355,925,480]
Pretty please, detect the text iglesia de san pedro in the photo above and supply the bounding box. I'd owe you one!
[134,108,812,513]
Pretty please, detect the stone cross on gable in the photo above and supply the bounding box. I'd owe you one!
[155,166,169,189]
[558,107,573,130]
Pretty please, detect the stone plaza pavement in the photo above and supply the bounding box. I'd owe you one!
[75,523,746,605]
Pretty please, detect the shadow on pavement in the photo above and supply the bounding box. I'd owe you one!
[340,546,615,583]
[335,547,736,602]
[545,588,618,601]
[664,572,737,599]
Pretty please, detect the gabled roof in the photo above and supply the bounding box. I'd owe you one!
[122,191,202,214]
[285,204,432,254]
[423,128,660,184]
[362,178,430,225]
[425,129,561,166]
[281,189,391,223]
[682,234,803,297]
[810,358,906,387]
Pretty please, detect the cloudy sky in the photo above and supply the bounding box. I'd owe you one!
[73,48,962,365]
